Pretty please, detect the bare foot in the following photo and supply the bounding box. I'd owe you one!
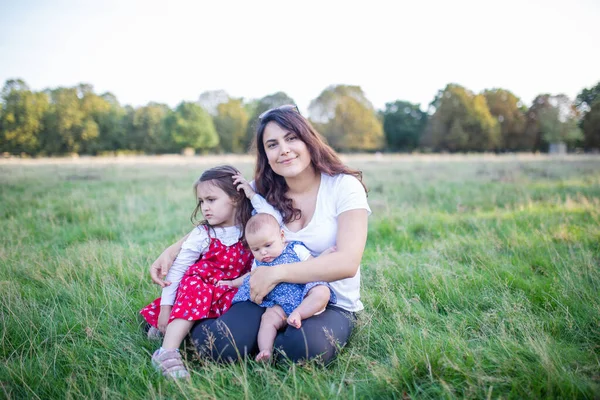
[255,349,272,362]
[287,311,302,329]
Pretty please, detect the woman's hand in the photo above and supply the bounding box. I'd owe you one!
[150,234,189,286]
[150,248,176,287]
[249,266,283,304]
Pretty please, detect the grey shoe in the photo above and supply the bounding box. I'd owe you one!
[151,349,190,380]
[147,326,163,340]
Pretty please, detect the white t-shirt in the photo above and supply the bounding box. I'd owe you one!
[253,173,371,312]
[160,225,242,306]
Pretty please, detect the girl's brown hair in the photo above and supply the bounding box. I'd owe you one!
[191,165,253,240]
[252,108,367,224]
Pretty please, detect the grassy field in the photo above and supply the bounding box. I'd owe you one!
[1,154,599,399]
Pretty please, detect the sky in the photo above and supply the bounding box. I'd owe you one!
[1,0,599,114]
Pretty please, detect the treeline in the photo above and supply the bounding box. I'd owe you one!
[1,79,599,156]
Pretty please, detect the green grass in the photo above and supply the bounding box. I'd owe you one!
[1,155,599,399]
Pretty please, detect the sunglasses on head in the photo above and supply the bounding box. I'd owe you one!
[258,104,300,120]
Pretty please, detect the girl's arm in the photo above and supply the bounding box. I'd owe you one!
[249,209,368,303]
[233,173,283,225]
[150,233,190,286]
[250,194,283,226]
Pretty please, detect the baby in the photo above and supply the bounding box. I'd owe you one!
[222,174,336,361]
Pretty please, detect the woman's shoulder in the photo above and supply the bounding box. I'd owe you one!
[321,173,365,193]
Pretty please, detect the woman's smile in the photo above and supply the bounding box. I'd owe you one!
[278,156,297,165]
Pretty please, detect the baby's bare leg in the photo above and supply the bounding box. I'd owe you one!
[256,306,287,362]
[162,319,195,350]
[288,285,331,329]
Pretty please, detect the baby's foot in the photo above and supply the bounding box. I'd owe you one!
[255,349,272,362]
[287,311,302,329]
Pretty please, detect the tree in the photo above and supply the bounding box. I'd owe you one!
[92,92,128,153]
[524,94,552,151]
[482,89,528,151]
[538,107,582,145]
[40,85,103,154]
[0,79,49,155]
[165,102,218,151]
[576,82,600,150]
[422,84,500,152]
[77,85,114,154]
[198,90,230,116]
[581,101,600,150]
[125,102,171,153]
[213,98,249,153]
[308,85,383,152]
[381,100,427,151]
[244,92,295,150]
[575,81,600,111]
[525,94,582,151]
[540,95,584,151]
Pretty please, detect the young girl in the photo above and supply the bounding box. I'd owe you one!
[140,165,254,379]
[222,176,336,362]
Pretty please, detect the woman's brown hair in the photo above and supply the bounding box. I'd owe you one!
[191,165,253,240]
[252,108,367,224]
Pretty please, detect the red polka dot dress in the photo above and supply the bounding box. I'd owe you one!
[140,226,253,326]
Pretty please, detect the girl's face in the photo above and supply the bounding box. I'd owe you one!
[196,180,236,228]
[262,121,312,179]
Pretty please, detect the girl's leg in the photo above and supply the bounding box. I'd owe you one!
[189,301,265,362]
[162,319,195,349]
[152,318,194,380]
[256,306,287,362]
[287,285,331,329]
[274,305,356,365]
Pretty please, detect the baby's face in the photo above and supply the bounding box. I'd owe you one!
[246,225,286,263]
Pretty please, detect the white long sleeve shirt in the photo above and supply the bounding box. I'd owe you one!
[160,225,242,306]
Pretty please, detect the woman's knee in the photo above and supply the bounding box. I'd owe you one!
[189,301,265,362]
[273,308,354,365]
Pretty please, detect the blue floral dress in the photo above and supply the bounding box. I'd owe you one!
[232,241,336,315]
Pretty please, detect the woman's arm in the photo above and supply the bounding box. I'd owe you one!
[249,209,368,303]
[160,228,208,303]
[150,233,190,287]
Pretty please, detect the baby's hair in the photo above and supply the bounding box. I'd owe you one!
[190,165,253,240]
[245,213,281,237]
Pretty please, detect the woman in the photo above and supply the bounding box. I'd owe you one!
[150,105,370,364]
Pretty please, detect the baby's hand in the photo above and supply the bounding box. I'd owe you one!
[216,279,237,288]
[217,275,245,288]
[232,173,255,199]
[320,246,337,256]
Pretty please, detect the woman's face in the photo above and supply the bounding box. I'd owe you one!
[262,121,312,178]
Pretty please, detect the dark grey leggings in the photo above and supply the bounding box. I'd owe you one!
[189,301,356,365]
